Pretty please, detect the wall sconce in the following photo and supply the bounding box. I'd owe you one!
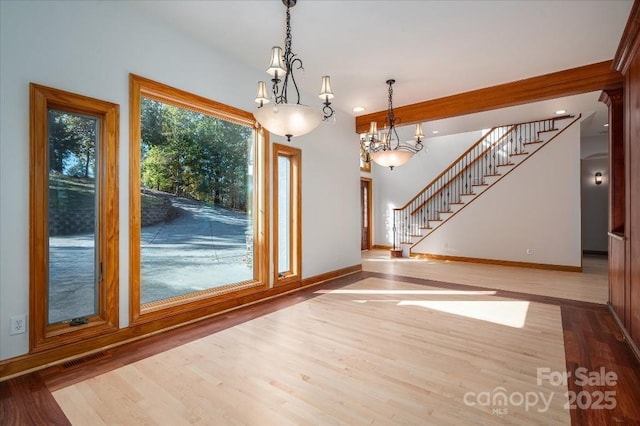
[595,172,603,185]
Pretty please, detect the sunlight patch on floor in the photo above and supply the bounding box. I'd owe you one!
[315,289,497,295]
[316,287,528,328]
[398,299,530,328]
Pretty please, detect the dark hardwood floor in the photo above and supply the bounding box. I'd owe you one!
[1,270,639,425]
[562,304,640,424]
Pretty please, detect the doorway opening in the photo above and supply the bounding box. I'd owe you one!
[360,178,372,251]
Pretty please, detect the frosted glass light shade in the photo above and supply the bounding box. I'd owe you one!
[254,103,323,139]
[371,149,414,169]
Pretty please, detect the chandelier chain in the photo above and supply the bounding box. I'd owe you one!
[387,81,395,128]
[384,80,400,151]
[277,4,303,105]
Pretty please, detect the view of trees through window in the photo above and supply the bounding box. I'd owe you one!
[139,97,255,304]
[47,109,99,324]
[140,98,252,208]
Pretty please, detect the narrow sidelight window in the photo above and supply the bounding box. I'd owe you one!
[47,109,100,324]
[273,143,301,285]
[30,84,119,351]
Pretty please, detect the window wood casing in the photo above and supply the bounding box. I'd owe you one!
[29,83,119,352]
[129,74,268,325]
[273,143,301,286]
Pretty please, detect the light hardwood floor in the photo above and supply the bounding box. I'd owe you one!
[363,250,608,304]
[51,253,612,425]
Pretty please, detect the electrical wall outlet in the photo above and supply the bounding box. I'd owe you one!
[526,248,533,255]
[10,315,26,335]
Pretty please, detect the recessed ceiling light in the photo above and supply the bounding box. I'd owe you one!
[604,123,609,127]
[432,130,439,134]
[352,106,365,113]
[555,109,566,115]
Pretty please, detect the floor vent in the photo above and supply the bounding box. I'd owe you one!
[62,351,106,369]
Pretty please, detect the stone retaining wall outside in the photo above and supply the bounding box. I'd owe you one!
[49,198,172,236]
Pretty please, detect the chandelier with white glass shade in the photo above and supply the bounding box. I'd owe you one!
[254,0,334,141]
[360,79,424,170]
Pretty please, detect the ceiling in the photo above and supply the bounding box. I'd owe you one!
[127,0,633,139]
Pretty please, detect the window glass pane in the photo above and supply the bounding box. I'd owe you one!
[363,186,368,228]
[278,155,291,274]
[139,97,254,304]
[47,109,99,324]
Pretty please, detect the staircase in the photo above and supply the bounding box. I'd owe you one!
[392,114,582,257]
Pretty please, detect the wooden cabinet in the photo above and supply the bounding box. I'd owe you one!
[608,235,626,324]
[609,0,640,358]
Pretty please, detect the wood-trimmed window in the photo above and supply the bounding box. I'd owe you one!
[29,83,119,352]
[273,143,301,285]
[129,74,268,325]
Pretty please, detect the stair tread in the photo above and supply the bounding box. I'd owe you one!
[524,140,543,145]
[419,227,433,230]
[497,162,516,166]
[484,174,500,177]
[538,128,559,133]
[510,152,529,156]
[460,192,476,196]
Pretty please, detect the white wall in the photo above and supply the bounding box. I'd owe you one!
[412,124,582,267]
[0,1,360,361]
[371,130,483,246]
[285,122,361,278]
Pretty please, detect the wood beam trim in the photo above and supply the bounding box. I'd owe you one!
[355,61,622,133]
[612,0,640,74]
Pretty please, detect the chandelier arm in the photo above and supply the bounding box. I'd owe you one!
[386,79,398,149]
[392,126,401,150]
[286,57,303,105]
[322,103,335,121]
[272,76,282,104]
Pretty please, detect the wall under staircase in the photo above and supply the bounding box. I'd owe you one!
[373,117,583,269]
